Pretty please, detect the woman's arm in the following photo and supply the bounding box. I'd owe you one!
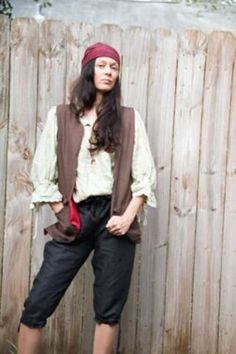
[130,109,157,208]
[49,201,64,214]
[106,109,156,236]
[30,106,63,211]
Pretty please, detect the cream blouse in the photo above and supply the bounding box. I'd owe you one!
[30,106,157,210]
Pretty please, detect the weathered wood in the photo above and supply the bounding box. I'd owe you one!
[0,18,38,350]
[163,30,207,354]
[191,32,235,354]
[94,24,122,53]
[0,15,10,352]
[218,44,236,354]
[121,27,151,118]
[146,28,178,354]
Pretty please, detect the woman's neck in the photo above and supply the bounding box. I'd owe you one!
[96,91,103,106]
[84,107,96,117]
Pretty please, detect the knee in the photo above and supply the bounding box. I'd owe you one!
[19,297,48,329]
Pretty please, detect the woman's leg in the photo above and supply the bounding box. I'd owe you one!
[93,323,119,354]
[17,238,93,354]
[18,324,42,354]
[92,227,136,354]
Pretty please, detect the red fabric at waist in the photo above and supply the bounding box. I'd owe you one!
[69,197,81,230]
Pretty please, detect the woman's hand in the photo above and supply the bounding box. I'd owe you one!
[106,196,146,236]
[106,214,133,236]
[49,201,64,214]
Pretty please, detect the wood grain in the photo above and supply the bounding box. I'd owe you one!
[0,14,10,352]
[0,17,38,350]
[147,28,178,354]
[191,32,235,354]
[219,42,236,354]
[163,30,207,354]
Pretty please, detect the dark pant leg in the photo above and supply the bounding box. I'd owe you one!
[92,227,136,325]
[20,238,93,328]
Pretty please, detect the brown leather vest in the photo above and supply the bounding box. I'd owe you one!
[45,104,141,243]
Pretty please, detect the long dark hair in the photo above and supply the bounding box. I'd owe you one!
[69,59,122,153]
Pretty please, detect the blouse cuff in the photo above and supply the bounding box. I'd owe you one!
[131,186,157,226]
[30,182,63,209]
[132,185,157,208]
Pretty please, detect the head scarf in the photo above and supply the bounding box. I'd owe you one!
[81,42,120,69]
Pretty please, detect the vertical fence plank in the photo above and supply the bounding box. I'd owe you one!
[121,27,150,119]
[0,18,38,350]
[0,15,10,351]
[163,30,207,354]
[146,28,178,354]
[219,44,236,354]
[120,26,151,354]
[93,24,122,53]
[191,32,235,354]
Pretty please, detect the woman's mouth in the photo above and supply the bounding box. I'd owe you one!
[101,79,112,84]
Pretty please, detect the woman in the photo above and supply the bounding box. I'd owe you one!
[17,42,156,354]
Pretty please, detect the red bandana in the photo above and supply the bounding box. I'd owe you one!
[81,42,120,68]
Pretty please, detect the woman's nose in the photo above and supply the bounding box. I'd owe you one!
[105,65,112,75]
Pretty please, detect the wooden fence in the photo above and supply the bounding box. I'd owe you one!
[0,15,236,354]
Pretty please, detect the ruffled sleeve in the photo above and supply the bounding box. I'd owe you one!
[131,109,157,209]
[30,106,63,209]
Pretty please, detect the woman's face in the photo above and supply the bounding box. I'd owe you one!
[94,57,119,93]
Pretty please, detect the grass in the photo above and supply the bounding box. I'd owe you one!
[6,340,17,354]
